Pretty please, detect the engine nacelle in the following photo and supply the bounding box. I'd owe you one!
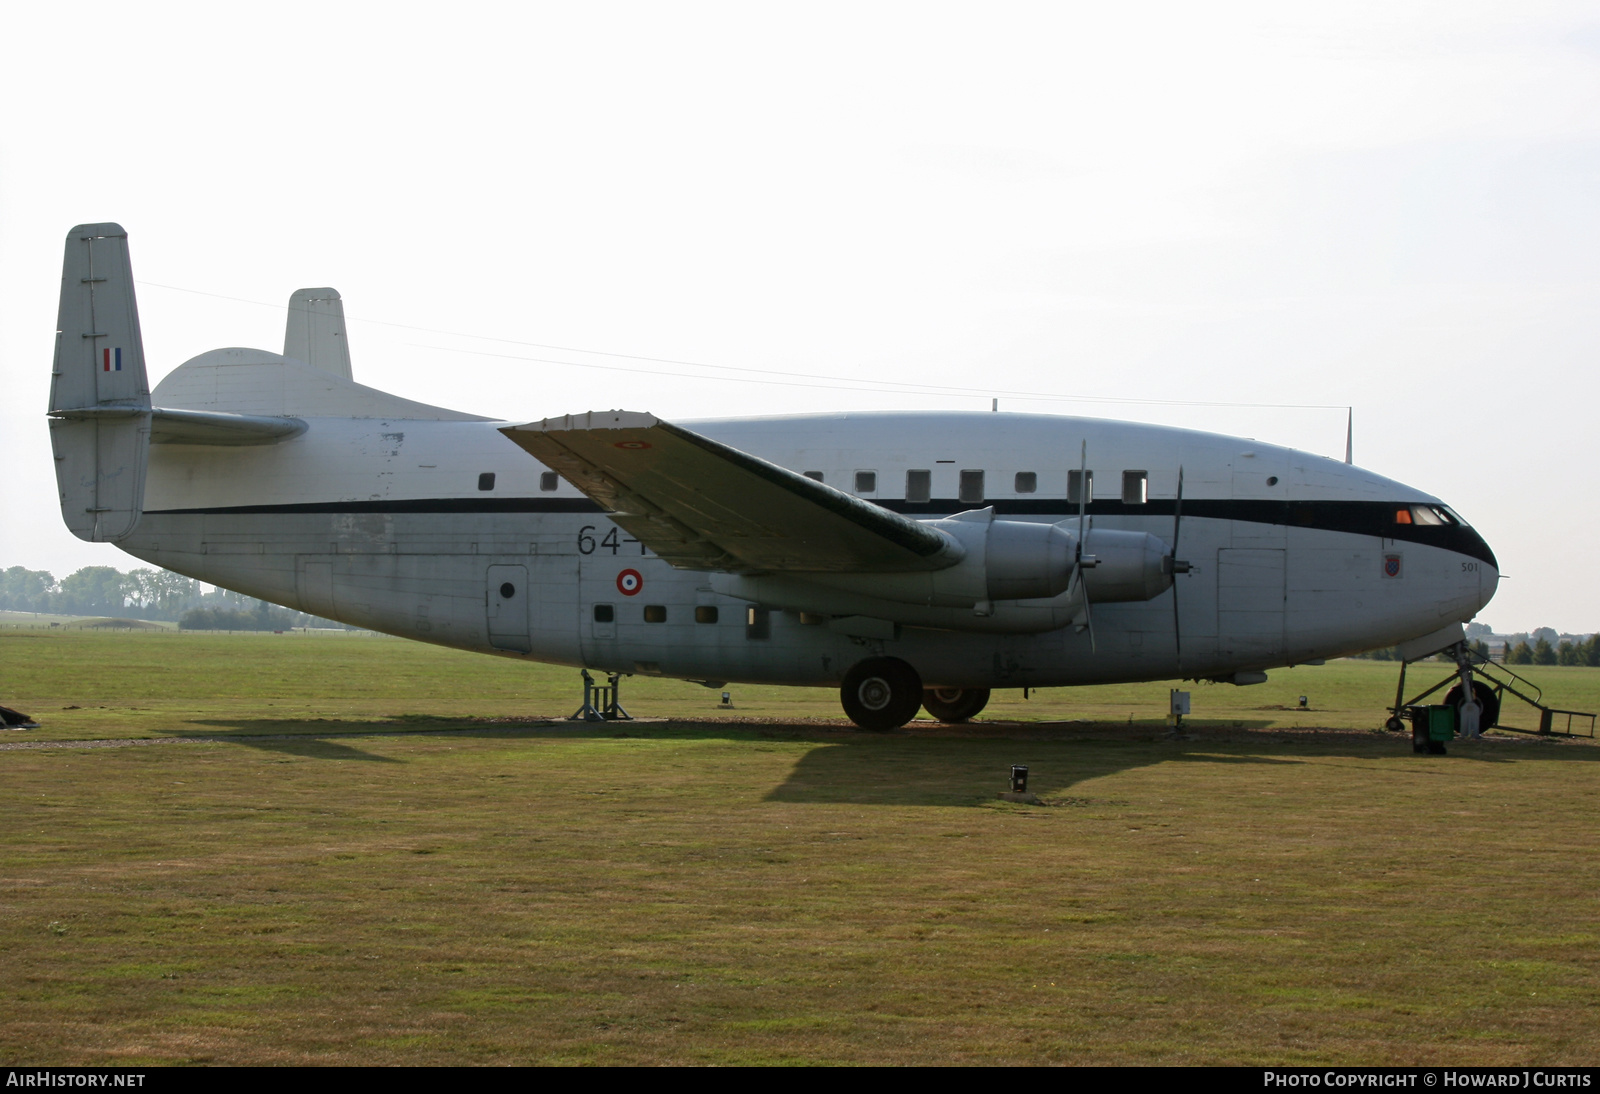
[1080,528,1172,603]
[711,512,1174,629]
[798,508,1076,608]
[978,517,1077,600]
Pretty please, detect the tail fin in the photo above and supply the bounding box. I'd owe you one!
[284,287,352,380]
[48,223,151,542]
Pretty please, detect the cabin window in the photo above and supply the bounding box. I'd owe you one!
[593,604,614,623]
[799,612,826,625]
[959,470,985,505]
[478,472,496,491]
[1014,471,1037,494]
[746,606,771,639]
[1122,471,1147,505]
[1068,469,1094,505]
[855,470,877,494]
[905,469,931,503]
[804,471,824,482]
[694,606,718,624]
[540,471,558,491]
[643,605,667,623]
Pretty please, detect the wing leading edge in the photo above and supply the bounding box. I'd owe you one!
[500,411,956,573]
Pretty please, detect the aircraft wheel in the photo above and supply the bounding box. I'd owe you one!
[1385,716,1406,733]
[922,687,991,723]
[1445,680,1500,731]
[840,657,923,731]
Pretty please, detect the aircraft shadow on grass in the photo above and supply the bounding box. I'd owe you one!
[756,727,1600,807]
[170,718,560,763]
[174,717,1600,802]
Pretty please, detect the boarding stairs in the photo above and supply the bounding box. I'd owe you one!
[1391,646,1596,738]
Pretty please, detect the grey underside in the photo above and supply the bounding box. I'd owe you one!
[118,508,1477,690]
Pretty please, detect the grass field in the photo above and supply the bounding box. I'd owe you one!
[2,631,1598,1064]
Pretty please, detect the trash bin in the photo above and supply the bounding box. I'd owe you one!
[1406,705,1453,755]
[1427,705,1456,742]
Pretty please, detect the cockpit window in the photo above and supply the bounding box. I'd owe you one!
[1401,505,1455,527]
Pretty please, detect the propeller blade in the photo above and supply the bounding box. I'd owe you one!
[1075,440,1089,550]
[1171,466,1184,670]
[1072,439,1097,652]
[1172,465,1183,557]
[1172,566,1182,669]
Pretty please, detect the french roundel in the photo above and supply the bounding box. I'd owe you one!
[614,440,652,450]
[616,568,643,595]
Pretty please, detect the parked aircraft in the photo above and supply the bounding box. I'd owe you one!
[47,224,1497,728]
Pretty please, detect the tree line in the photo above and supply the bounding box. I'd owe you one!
[1350,635,1599,666]
[1501,634,1600,666]
[0,565,343,631]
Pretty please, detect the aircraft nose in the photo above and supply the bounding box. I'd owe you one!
[1477,558,1500,615]
[1456,519,1499,615]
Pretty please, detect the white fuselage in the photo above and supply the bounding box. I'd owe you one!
[114,410,1497,690]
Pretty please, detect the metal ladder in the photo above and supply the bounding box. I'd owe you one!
[1390,646,1595,738]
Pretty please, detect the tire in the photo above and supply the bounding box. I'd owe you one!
[1445,680,1500,731]
[922,687,992,723]
[1385,716,1406,733]
[840,657,923,731]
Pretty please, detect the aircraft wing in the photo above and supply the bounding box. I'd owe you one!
[500,411,954,573]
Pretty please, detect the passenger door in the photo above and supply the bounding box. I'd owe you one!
[486,564,531,653]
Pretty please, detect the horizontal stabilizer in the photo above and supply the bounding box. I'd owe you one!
[150,408,308,445]
[501,411,955,573]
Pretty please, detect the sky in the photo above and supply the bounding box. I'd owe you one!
[3,2,1597,631]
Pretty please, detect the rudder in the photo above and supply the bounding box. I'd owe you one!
[284,287,352,380]
[48,223,151,542]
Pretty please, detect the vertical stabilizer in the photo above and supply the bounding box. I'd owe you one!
[284,287,352,380]
[48,223,151,542]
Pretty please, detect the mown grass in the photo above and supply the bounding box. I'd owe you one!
[5,629,1599,740]
[1,631,1598,1064]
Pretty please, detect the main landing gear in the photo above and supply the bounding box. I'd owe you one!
[838,658,993,729]
[920,686,991,724]
[840,657,923,730]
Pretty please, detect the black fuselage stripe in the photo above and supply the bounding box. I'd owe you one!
[143,496,1497,566]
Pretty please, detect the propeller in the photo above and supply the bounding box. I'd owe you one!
[1162,466,1193,669]
[1072,440,1099,652]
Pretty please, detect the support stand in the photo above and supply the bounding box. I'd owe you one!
[570,669,632,722]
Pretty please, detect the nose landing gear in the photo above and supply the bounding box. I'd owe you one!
[1444,678,1500,733]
